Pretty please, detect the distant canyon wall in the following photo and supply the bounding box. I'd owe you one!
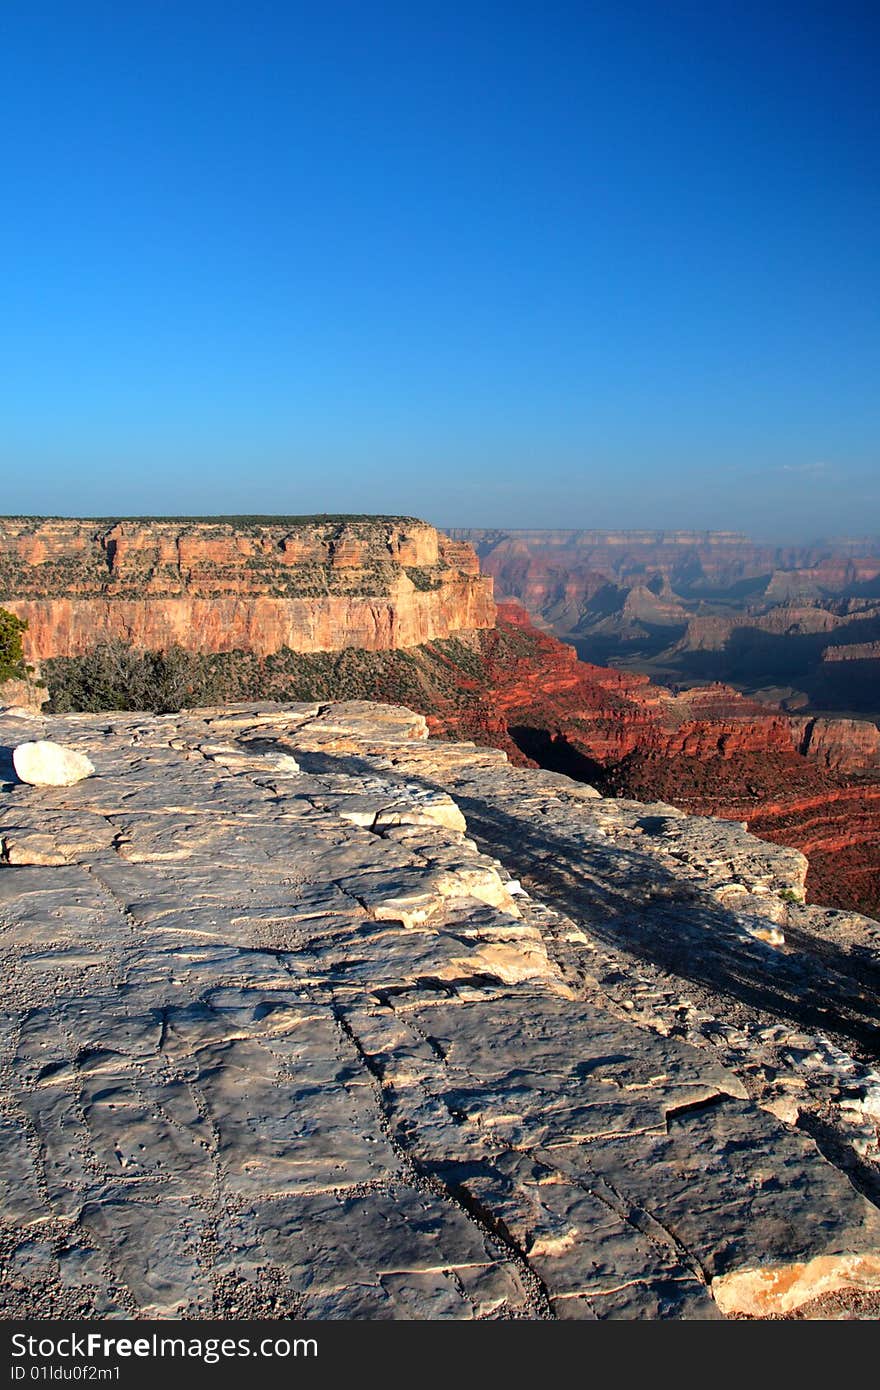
[0,517,495,659]
[452,529,880,639]
[453,527,880,593]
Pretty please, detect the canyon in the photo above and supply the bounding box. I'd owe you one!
[454,527,880,602]
[1,700,880,1318]
[398,604,880,919]
[454,527,880,718]
[446,530,880,919]
[1,517,879,919]
[3,521,880,1318]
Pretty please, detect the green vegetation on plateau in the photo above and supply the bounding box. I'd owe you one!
[0,514,422,529]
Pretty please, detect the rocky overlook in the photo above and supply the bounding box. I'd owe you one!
[1,700,880,1319]
[2,518,878,920]
[0,517,495,659]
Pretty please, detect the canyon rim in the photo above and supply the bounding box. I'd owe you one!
[1,517,880,1320]
[6,0,880,1344]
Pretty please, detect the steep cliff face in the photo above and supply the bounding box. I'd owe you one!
[0,517,495,657]
[422,605,876,776]
[791,716,880,772]
[675,606,847,652]
[765,557,880,600]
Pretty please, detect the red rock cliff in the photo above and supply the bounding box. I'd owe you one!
[395,603,880,918]
[0,517,495,658]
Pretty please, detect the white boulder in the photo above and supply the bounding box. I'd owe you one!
[12,740,95,787]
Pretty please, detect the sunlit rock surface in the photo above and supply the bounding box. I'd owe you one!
[1,701,880,1319]
[0,517,495,659]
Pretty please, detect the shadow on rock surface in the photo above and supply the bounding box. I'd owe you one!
[293,746,880,1059]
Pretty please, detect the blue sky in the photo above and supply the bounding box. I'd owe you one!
[1,1,878,537]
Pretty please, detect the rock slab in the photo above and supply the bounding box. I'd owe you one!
[0,700,879,1319]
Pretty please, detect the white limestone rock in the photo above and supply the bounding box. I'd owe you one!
[12,740,95,787]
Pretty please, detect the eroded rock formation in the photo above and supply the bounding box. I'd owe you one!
[3,519,878,920]
[0,517,495,658]
[453,527,880,721]
[1,700,880,1318]
[241,603,879,921]
[455,527,880,607]
[441,531,880,921]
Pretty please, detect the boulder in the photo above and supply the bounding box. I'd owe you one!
[12,740,95,786]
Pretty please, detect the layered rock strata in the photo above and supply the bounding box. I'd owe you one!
[394,604,880,919]
[2,514,878,923]
[453,527,880,720]
[1,701,880,1319]
[455,527,880,603]
[0,518,495,658]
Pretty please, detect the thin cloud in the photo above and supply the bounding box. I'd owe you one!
[780,461,830,475]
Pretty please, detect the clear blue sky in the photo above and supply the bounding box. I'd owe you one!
[1,1,877,537]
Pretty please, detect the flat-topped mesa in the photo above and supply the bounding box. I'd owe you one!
[0,516,495,659]
[824,641,880,662]
[453,527,880,566]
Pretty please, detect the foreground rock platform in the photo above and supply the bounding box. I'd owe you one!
[1,700,880,1319]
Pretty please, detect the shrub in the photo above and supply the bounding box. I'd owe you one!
[0,607,27,682]
[44,641,227,713]
[405,567,442,591]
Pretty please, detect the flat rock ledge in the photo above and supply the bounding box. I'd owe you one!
[1,700,880,1320]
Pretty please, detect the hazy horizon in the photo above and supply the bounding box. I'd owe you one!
[3,510,880,549]
[2,3,877,536]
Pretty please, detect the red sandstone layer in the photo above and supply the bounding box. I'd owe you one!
[418,604,880,918]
